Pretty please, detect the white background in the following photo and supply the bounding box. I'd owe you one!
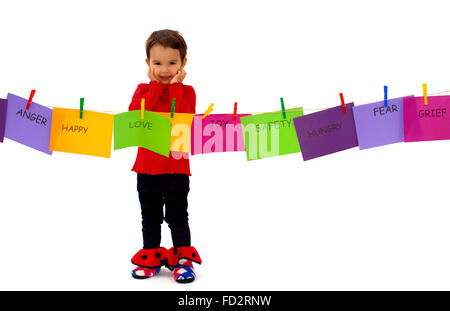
[1,0,450,290]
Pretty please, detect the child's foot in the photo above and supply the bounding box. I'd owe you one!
[131,266,161,279]
[173,259,196,283]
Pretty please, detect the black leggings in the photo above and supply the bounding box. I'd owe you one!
[137,173,191,249]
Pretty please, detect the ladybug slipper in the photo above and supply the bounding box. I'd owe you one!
[173,259,196,283]
[166,246,202,284]
[131,266,161,279]
[130,247,168,279]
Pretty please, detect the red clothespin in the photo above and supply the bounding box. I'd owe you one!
[339,93,347,114]
[25,89,36,110]
[232,102,238,121]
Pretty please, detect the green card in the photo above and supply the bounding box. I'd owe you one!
[240,107,303,160]
[114,110,172,157]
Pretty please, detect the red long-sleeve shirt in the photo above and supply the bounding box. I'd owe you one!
[128,80,196,176]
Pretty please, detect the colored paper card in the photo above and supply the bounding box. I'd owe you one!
[190,113,251,155]
[0,99,6,142]
[403,96,450,142]
[4,93,53,154]
[113,110,171,157]
[240,107,304,161]
[155,112,194,153]
[293,103,358,161]
[353,96,413,150]
[49,108,114,158]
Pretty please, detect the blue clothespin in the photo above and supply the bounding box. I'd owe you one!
[384,86,388,108]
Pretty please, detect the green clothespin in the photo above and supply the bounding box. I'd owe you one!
[171,98,176,118]
[280,97,286,119]
[80,97,84,119]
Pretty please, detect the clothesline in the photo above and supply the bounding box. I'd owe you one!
[37,89,450,115]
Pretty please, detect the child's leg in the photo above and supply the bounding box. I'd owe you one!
[163,174,200,283]
[137,173,165,249]
[163,174,191,247]
[132,174,166,279]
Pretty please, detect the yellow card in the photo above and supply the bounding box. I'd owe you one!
[50,108,114,158]
[156,112,194,153]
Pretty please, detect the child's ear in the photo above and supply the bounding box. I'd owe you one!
[145,58,150,67]
[181,57,187,68]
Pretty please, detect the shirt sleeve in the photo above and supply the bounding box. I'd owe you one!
[168,83,196,114]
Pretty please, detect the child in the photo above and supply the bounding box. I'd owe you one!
[128,29,201,283]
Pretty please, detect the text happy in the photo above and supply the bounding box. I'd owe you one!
[61,124,88,134]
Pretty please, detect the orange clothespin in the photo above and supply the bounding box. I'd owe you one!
[140,98,145,119]
[423,83,428,105]
[202,103,214,119]
[25,89,36,110]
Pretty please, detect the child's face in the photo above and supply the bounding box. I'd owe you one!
[146,44,187,84]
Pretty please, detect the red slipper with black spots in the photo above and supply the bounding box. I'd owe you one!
[166,246,202,270]
[131,247,168,269]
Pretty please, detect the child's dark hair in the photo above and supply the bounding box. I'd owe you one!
[145,29,187,61]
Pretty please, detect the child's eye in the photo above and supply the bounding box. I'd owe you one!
[170,62,176,65]
[154,62,161,65]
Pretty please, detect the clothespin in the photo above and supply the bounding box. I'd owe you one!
[140,98,145,120]
[171,98,176,118]
[339,93,347,114]
[202,103,214,119]
[384,85,388,108]
[80,98,84,119]
[25,89,36,110]
[280,97,286,119]
[423,83,428,105]
[232,102,238,121]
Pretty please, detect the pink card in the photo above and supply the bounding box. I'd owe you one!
[190,113,251,155]
[404,96,450,142]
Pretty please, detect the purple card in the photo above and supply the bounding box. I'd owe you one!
[0,99,6,142]
[293,103,358,161]
[353,96,412,150]
[4,93,53,154]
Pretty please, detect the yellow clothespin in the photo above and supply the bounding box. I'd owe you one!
[141,98,145,119]
[423,83,428,105]
[202,103,214,119]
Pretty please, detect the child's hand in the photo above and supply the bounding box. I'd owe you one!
[147,66,157,82]
[170,69,186,84]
